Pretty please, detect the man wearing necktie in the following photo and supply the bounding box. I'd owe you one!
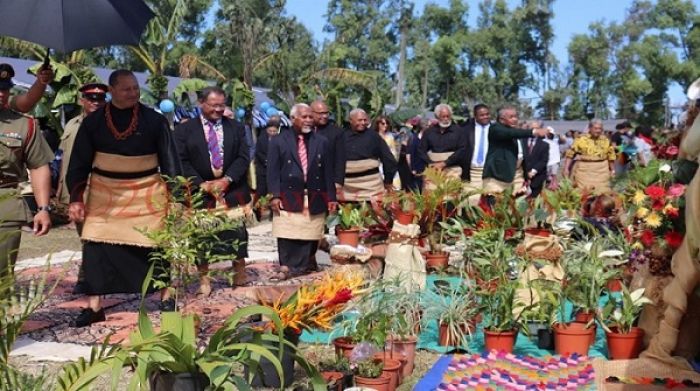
[522,120,549,198]
[268,103,337,277]
[174,86,252,295]
[463,104,492,203]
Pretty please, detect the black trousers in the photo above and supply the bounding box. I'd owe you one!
[277,238,318,273]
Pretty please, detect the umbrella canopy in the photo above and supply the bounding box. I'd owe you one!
[0,0,154,53]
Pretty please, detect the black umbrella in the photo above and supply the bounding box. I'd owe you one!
[0,0,154,53]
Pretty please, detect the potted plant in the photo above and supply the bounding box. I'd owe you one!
[327,203,373,247]
[386,288,423,377]
[601,286,651,359]
[383,190,417,225]
[542,177,582,218]
[478,274,527,353]
[140,176,243,309]
[57,305,325,391]
[353,358,391,391]
[417,167,463,271]
[426,283,479,348]
[319,355,352,391]
[521,280,561,350]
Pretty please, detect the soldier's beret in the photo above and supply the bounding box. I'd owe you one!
[0,63,15,90]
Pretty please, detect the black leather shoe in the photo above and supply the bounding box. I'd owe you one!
[159,298,176,312]
[70,308,105,328]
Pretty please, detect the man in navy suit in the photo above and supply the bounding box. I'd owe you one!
[174,86,251,294]
[267,103,338,276]
[522,120,550,198]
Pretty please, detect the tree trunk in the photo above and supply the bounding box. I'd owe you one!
[421,65,428,109]
[395,21,408,107]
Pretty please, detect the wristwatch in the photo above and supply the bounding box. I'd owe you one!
[223,175,233,184]
[36,205,53,213]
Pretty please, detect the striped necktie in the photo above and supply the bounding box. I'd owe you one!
[297,134,308,181]
[207,121,223,169]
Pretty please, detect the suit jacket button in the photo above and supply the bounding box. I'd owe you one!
[287,159,292,163]
[288,186,292,189]
[316,176,319,179]
[288,173,292,177]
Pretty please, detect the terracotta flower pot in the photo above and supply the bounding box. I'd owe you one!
[332,336,355,359]
[606,327,644,360]
[354,372,392,391]
[388,336,418,377]
[483,329,518,353]
[438,322,474,347]
[321,371,344,391]
[394,209,414,225]
[554,322,594,356]
[373,355,401,390]
[336,228,361,247]
[425,252,449,271]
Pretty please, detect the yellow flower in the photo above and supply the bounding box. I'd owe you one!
[636,207,649,218]
[632,190,646,206]
[644,212,662,228]
[631,241,644,250]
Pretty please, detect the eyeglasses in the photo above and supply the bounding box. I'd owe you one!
[204,102,226,110]
[313,111,329,115]
[85,96,105,102]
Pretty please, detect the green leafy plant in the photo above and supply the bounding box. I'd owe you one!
[0,262,60,391]
[139,176,243,310]
[425,282,479,346]
[562,236,628,322]
[478,275,529,333]
[354,359,384,379]
[542,177,582,215]
[417,167,463,253]
[57,305,325,390]
[601,286,652,334]
[326,203,373,230]
[521,279,562,327]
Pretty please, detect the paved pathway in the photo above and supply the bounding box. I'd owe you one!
[10,222,334,362]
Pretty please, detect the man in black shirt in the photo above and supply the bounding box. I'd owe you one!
[311,101,345,189]
[338,109,397,202]
[418,104,467,188]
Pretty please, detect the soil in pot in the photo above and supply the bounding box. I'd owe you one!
[336,228,361,247]
[554,322,594,356]
[606,327,645,360]
[321,371,344,391]
[354,372,392,391]
[394,209,414,225]
[388,336,418,377]
[484,329,518,353]
[332,336,356,359]
[426,252,449,271]
[537,328,555,350]
[149,371,209,391]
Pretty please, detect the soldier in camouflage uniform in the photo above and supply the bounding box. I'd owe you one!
[0,63,54,278]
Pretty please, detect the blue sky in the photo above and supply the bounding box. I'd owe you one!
[284,0,687,104]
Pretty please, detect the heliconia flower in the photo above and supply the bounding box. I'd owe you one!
[667,184,686,198]
[325,287,353,307]
[664,231,683,249]
[644,185,666,200]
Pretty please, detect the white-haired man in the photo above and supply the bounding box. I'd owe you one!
[418,104,467,188]
[338,108,397,202]
[267,103,337,276]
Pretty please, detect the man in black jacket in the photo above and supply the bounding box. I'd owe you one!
[522,120,550,198]
[268,103,337,276]
[174,86,251,293]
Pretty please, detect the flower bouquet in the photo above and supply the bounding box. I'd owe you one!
[262,270,366,334]
[625,169,685,276]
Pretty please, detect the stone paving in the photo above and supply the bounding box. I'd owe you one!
[9,221,340,362]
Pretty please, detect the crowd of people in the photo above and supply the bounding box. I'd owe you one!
[0,61,684,328]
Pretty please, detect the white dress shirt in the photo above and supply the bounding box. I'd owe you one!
[471,122,490,168]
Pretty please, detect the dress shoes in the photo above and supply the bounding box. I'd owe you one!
[70,308,105,328]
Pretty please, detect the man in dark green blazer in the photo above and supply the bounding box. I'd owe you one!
[482,106,548,193]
